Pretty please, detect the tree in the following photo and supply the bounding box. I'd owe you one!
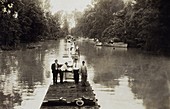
[62,18,69,36]
[159,0,170,52]
[123,0,163,50]
[0,0,21,49]
[0,0,62,50]
[18,0,47,42]
[73,0,124,40]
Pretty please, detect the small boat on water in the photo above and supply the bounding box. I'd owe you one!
[95,42,128,48]
[95,37,128,48]
[95,42,102,46]
[104,42,128,48]
[66,39,72,43]
[65,35,75,43]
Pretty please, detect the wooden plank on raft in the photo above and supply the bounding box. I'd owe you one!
[40,82,100,109]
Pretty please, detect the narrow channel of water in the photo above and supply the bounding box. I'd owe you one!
[0,39,170,109]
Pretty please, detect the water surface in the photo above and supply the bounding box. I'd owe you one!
[0,39,170,109]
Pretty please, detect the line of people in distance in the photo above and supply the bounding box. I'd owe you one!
[51,58,87,86]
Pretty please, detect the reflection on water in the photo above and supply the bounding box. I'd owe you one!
[78,39,170,109]
[0,39,170,109]
[92,76,144,109]
[0,40,61,109]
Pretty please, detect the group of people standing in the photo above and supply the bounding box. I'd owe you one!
[51,59,68,84]
[51,58,88,86]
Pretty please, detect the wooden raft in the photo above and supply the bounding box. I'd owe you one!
[40,82,100,109]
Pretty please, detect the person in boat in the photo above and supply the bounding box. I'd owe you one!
[51,59,60,84]
[75,45,80,56]
[73,58,80,84]
[60,62,68,84]
[70,42,74,53]
[79,61,87,86]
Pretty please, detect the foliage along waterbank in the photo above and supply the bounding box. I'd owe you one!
[72,0,170,53]
[0,0,66,50]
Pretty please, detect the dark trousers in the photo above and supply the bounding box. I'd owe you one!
[52,70,58,83]
[52,70,63,84]
[81,75,87,86]
[73,69,79,84]
[60,71,64,83]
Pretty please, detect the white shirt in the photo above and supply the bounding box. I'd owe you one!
[73,62,79,70]
[55,63,58,70]
[61,64,67,71]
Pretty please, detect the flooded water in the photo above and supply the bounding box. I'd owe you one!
[0,39,170,109]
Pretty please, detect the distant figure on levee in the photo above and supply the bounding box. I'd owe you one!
[79,61,87,86]
[51,59,59,84]
[60,62,68,83]
[73,58,79,84]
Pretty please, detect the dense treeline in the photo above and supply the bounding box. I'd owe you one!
[72,0,124,39]
[72,0,170,52]
[0,0,62,50]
